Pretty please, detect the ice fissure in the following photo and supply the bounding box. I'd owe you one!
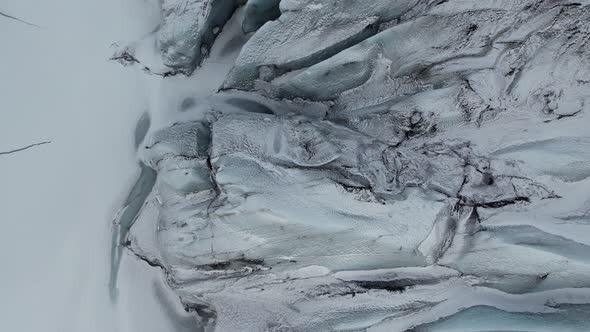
[0,141,51,156]
[0,11,39,28]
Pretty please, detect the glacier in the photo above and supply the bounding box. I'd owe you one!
[110,0,590,331]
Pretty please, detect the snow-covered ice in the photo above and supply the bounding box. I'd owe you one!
[4,0,590,331]
[112,0,590,330]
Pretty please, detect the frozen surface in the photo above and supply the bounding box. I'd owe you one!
[241,0,281,33]
[223,0,422,90]
[412,305,590,332]
[157,0,242,73]
[44,0,590,330]
[0,1,193,332]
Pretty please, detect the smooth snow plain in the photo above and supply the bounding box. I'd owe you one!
[0,1,192,331]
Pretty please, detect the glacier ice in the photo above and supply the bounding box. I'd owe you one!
[223,0,421,90]
[111,0,590,331]
[241,0,281,33]
[412,305,590,332]
[158,0,244,73]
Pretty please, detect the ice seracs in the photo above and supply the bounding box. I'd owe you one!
[241,0,281,33]
[223,0,421,91]
[157,0,244,73]
[113,0,590,331]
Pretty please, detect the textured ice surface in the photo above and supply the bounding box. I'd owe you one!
[159,0,244,72]
[241,0,281,33]
[224,0,421,90]
[412,305,590,332]
[112,0,590,331]
[113,0,246,74]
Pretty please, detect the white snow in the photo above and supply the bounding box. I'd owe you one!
[0,1,190,331]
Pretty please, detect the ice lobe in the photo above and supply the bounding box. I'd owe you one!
[411,305,590,332]
[157,0,244,72]
[274,0,590,115]
[223,0,420,90]
[285,7,527,103]
[241,0,281,33]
